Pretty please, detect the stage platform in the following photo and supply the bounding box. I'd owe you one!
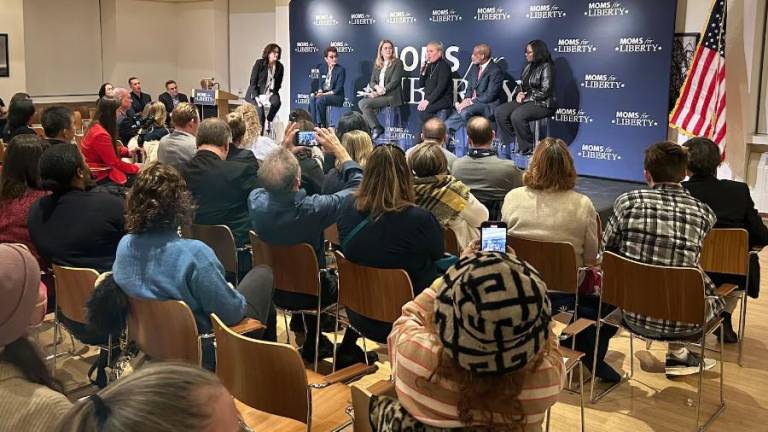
[574,176,644,223]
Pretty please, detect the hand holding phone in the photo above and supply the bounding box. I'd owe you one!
[295,131,320,147]
[480,221,507,252]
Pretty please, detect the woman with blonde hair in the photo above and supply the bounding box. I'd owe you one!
[408,141,488,247]
[225,112,259,167]
[56,363,246,432]
[337,144,443,342]
[139,101,170,142]
[235,103,278,162]
[358,39,405,140]
[322,130,373,194]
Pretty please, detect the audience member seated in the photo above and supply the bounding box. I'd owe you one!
[113,162,275,369]
[128,76,151,114]
[408,141,488,247]
[225,112,259,167]
[2,93,36,142]
[112,87,137,145]
[0,135,48,266]
[81,97,140,187]
[158,79,189,124]
[451,117,523,218]
[234,103,278,162]
[603,141,722,377]
[57,363,242,431]
[323,130,372,194]
[325,111,370,173]
[138,101,170,142]
[0,96,6,132]
[338,144,444,341]
[683,136,768,343]
[404,117,457,171]
[0,244,71,432]
[182,118,259,250]
[28,144,126,273]
[97,82,113,99]
[158,102,199,169]
[41,106,76,147]
[293,119,327,195]
[500,138,619,382]
[382,251,563,430]
[249,124,368,365]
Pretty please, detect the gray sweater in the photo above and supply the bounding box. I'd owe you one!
[451,154,523,202]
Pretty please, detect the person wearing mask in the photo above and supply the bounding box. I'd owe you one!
[158,80,189,124]
[56,363,245,432]
[0,135,48,264]
[408,141,488,248]
[80,97,140,187]
[0,244,72,432]
[377,250,563,431]
[494,40,556,155]
[417,41,453,123]
[113,162,275,369]
[247,43,285,134]
[308,47,346,128]
[2,93,36,142]
[28,144,126,273]
[128,76,151,114]
[158,102,200,169]
[358,39,405,140]
[682,137,768,342]
[41,106,76,147]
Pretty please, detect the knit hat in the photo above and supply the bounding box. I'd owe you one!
[0,244,41,346]
[434,251,551,374]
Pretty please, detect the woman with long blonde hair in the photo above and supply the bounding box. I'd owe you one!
[358,39,405,140]
[139,101,170,142]
[235,103,278,161]
[322,130,373,194]
[337,144,443,342]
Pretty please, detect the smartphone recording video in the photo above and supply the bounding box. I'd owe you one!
[295,131,319,147]
[480,221,507,252]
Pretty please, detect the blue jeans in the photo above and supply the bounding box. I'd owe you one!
[308,94,344,127]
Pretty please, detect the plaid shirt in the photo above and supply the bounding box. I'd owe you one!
[601,183,724,338]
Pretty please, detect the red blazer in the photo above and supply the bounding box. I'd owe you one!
[80,123,139,185]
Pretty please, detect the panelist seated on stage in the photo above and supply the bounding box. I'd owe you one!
[358,39,405,140]
[247,43,284,134]
[158,80,189,125]
[444,44,503,139]
[308,46,346,128]
[128,76,151,114]
[495,40,556,155]
[417,41,453,123]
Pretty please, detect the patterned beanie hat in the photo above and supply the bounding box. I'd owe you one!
[434,251,551,374]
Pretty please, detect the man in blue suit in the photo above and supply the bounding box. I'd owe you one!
[445,44,503,138]
[309,46,346,127]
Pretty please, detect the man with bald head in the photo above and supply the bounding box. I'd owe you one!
[405,117,457,171]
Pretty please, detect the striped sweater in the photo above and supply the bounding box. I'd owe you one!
[388,287,565,431]
[0,361,72,432]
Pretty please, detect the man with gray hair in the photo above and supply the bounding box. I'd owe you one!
[417,40,453,123]
[249,123,371,367]
[113,87,138,144]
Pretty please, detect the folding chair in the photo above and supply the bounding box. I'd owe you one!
[186,224,246,284]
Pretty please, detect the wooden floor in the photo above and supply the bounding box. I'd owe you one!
[46,251,768,431]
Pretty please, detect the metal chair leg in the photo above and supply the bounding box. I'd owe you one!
[361,337,369,366]
[738,290,747,367]
[629,333,635,378]
[589,305,603,402]
[314,296,322,372]
[332,303,341,373]
[283,312,291,345]
[52,319,59,376]
[545,407,551,432]
[579,361,586,432]
[696,332,705,429]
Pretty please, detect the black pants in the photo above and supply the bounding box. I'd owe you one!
[419,105,450,124]
[494,101,554,153]
[257,94,282,131]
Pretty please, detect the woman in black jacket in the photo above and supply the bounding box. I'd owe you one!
[494,40,556,155]
[247,43,284,134]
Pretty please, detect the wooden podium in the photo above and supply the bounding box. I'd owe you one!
[215,90,239,119]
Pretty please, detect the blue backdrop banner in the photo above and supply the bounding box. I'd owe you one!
[289,0,677,181]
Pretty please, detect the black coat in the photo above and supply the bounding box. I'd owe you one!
[130,92,152,114]
[518,62,555,108]
[247,59,284,99]
[158,92,190,118]
[419,57,453,111]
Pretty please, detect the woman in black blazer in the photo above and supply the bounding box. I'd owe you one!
[247,43,284,133]
[358,40,405,140]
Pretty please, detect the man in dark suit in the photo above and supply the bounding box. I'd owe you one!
[158,80,189,125]
[417,41,453,123]
[128,77,151,114]
[445,44,503,137]
[308,46,346,127]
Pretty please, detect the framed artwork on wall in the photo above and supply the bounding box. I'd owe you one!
[0,34,8,77]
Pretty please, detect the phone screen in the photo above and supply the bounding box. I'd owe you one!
[296,131,319,147]
[481,225,507,252]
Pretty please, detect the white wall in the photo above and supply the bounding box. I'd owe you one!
[0,0,27,100]
[229,0,277,98]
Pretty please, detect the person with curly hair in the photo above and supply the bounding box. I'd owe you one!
[234,103,278,162]
[112,162,276,369]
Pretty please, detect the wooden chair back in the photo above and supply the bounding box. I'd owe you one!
[212,314,310,424]
[506,235,578,293]
[88,107,96,120]
[249,231,321,297]
[443,227,461,256]
[700,228,749,276]
[0,139,5,163]
[32,126,45,138]
[188,224,238,277]
[325,224,340,247]
[73,110,83,133]
[601,251,706,325]
[334,251,414,323]
[52,265,99,324]
[127,297,201,365]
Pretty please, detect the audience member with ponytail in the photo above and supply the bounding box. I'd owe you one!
[0,244,71,432]
[1,92,36,142]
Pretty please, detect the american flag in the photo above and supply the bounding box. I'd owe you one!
[670,0,727,153]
